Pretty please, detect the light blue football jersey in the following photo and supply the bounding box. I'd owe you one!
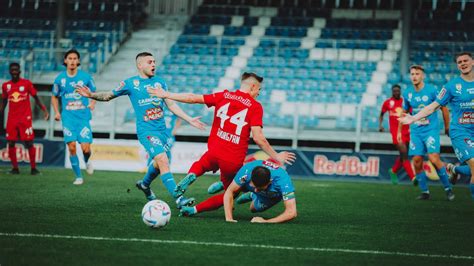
[403,83,440,134]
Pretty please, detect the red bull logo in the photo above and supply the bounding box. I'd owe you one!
[0,144,44,163]
[314,155,380,176]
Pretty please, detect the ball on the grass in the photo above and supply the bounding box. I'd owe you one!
[141,200,171,228]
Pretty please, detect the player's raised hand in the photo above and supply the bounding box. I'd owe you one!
[250,217,266,223]
[75,85,92,98]
[147,87,167,98]
[54,113,61,121]
[276,151,296,165]
[398,114,415,125]
[189,116,206,130]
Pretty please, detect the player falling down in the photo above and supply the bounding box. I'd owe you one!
[147,72,296,216]
[400,52,474,201]
[379,84,416,185]
[51,50,96,185]
[224,160,297,223]
[1,62,49,175]
[76,52,205,208]
[400,65,454,201]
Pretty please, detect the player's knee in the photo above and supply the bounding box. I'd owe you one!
[24,141,33,149]
[67,143,77,155]
[153,153,169,168]
[413,157,423,170]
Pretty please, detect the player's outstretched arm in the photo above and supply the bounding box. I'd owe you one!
[75,86,117,102]
[165,99,206,130]
[398,101,440,125]
[224,181,241,223]
[32,95,49,120]
[251,198,297,224]
[251,126,296,165]
[147,87,205,104]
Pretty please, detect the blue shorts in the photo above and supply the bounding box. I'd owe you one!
[138,130,173,160]
[251,193,281,212]
[451,132,474,163]
[62,119,93,144]
[409,130,440,156]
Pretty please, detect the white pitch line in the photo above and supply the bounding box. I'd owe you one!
[1,232,473,261]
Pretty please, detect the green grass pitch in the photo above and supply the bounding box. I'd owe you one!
[1,166,473,266]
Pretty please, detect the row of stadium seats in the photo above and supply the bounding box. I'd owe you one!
[202,0,402,9]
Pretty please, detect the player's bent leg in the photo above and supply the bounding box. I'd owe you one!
[413,156,429,199]
[428,153,454,201]
[175,152,218,197]
[136,180,157,201]
[7,140,19,174]
[173,173,197,198]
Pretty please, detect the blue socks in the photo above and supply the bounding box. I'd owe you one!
[416,172,429,193]
[160,172,178,198]
[69,155,82,178]
[470,183,474,200]
[454,165,471,176]
[83,152,91,163]
[436,166,452,191]
[141,162,160,188]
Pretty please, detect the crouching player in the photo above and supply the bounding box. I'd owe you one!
[223,160,297,223]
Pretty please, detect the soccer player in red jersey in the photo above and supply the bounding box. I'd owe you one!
[147,72,296,216]
[1,63,49,175]
[379,84,416,185]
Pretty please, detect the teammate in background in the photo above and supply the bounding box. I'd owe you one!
[379,84,416,185]
[1,62,49,175]
[147,72,296,216]
[223,160,297,223]
[400,52,474,200]
[76,52,204,208]
[399,65,454,200]
[51,49,96,185]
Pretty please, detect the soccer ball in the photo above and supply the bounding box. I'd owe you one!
[141,200,171,228]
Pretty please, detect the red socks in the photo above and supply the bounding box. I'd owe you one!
[28,147,36,169]
[403,160,415,181]
[392,157,402,173]
[8,146,18,169]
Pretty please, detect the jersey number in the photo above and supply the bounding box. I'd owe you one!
[216,103,248,135]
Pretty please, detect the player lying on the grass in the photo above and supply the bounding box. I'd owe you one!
[223,160,296,223]
[400,52,474,200]
[399,65,454,201]
[147,72,296,217]
[1,62,49,175]
[379,84,416,185]
[75,52,205,208]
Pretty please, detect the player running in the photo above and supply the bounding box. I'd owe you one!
[379,84,416,185]
[147,72,296,216]
[223,160,297,223]
[51,49,96,185]
[1,62,49,175]
[400,52,474,200]
[76,52,204,208]
[400,65,454,201]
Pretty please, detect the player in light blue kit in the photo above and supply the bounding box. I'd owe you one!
[51,49,96,185]
[76,52,205,208]
[223,160,297,223]
[399,65,454,201]
[401,53,474,200]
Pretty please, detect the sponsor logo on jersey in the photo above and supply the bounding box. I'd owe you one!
[425,136,436,149]
[263,160,280,169]
[459,101,474,109]
[464,138,474,148]
[80,127,91,139]
[65,100,86,111]
[467,88,474,94]
[223,92,252,107]
[133,79,140,89]
[147,136,162,147]
[313,155,379,176]
[9,91,27,103]
[459,112,474,124]
[455,84,462,94]
[389,100,394,108]
[422,95,428,101]
[19,86,25,92]
[143,107,164,121]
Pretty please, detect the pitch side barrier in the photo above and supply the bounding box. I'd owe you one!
[0,137,65,168]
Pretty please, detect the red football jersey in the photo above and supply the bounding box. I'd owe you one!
[2,78,37,122]
[204,90,263,163]
[381,97,409,135]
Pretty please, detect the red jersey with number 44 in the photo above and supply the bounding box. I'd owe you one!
[2,78,37,121]
[204,90,263,163]
[381,97,409,135]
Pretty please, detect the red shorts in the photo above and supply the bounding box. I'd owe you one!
[391,131,410,145]
[6,119,34,141]
[189,151,243,189]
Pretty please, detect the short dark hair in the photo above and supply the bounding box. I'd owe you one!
[251,166,271,188]
[409,65,424,72]
[9,62,20,69]
[455,52,472,62]
[136,52,153,60]
[241,72,263,83]
[391,84,401,90]
[63,49,81,66]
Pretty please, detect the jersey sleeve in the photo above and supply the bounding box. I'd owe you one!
[436,86,452,107]
[402,93,410,111]
[203,91,225,108]
[112,80,130,96]
[52,77,61,97]
[249,103,263,127]
[233,165,251,187]
[1,83,7,99]
[381,100,388,113]
[28,80,38,97]
[88,76,97,93]
[278,171,295,201]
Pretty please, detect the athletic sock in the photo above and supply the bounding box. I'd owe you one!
[454,165,471,176]
[195,194,225,213]
[160,172,177,197]
[402,160,415,180]
[8,146,18,169]
[470,183,474,200]
[83,152,91,163]
[416,172,429,193]
[436,166,452,190]
[141,162,160,188]
[28,147,36,169]
[69,155,82,178]
[392,157,402,173]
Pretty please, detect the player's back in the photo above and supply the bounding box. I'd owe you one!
[205,89,263,163]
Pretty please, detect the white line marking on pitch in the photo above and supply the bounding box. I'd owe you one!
[0,232,473,261]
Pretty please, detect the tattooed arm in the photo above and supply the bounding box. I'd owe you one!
[76,86,117,102]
